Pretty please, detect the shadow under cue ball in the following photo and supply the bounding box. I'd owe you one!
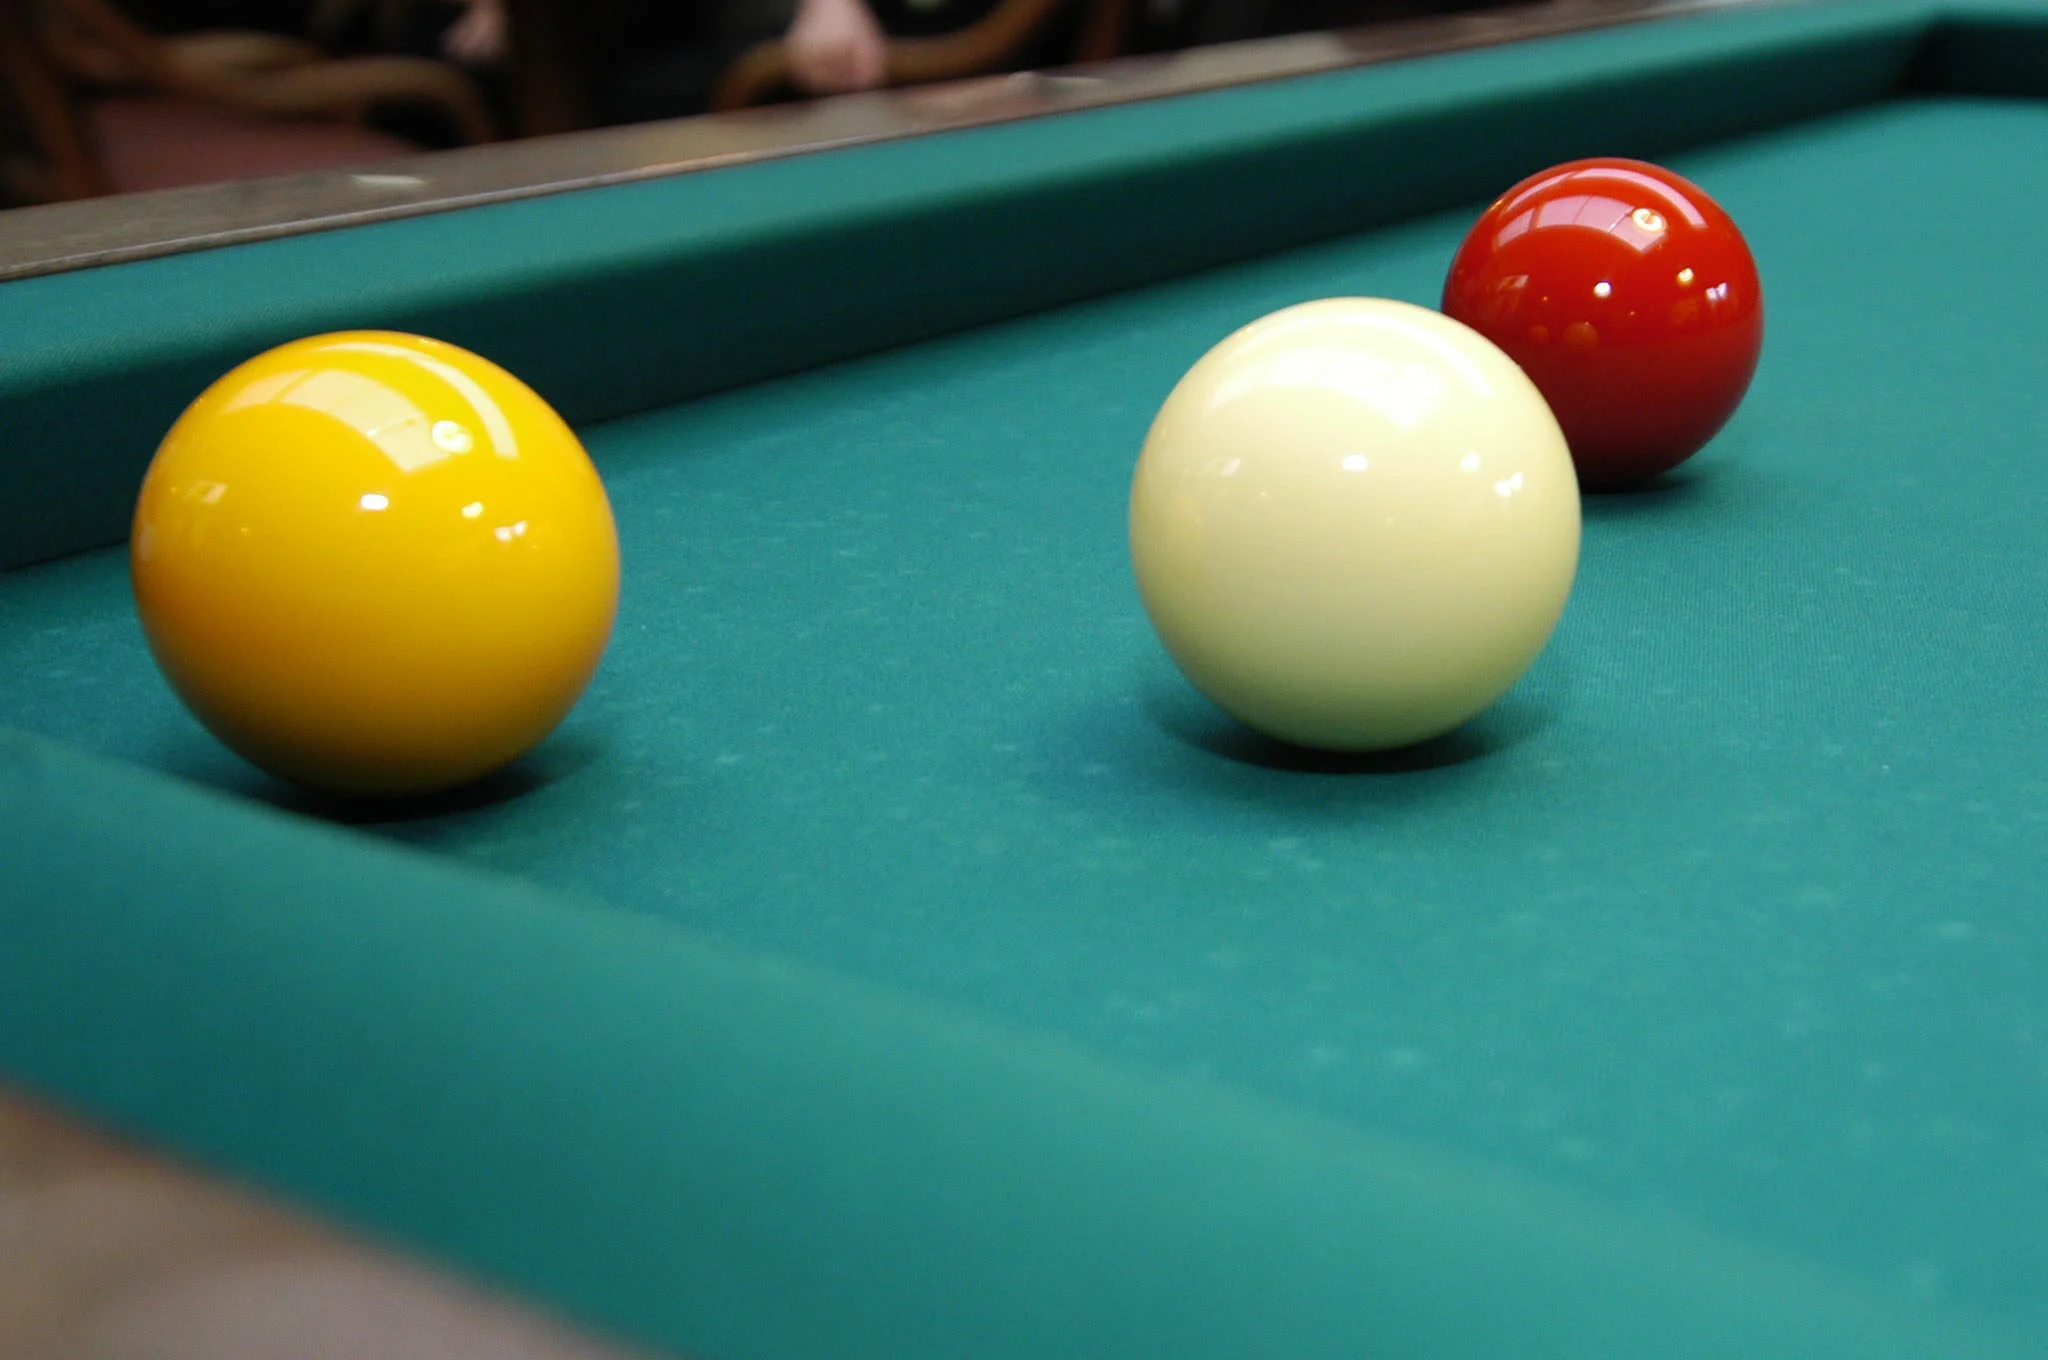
[131,331,620,798]
[1129,298,1580,752]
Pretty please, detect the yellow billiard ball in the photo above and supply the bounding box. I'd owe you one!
[132,331,620,797]
[1129,298,1580,751]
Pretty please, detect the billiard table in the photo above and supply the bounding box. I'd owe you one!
[4,1,2048,1355]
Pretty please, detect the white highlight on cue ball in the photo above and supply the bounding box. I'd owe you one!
[1128,297,1580,751]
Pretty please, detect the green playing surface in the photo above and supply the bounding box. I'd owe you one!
[5,7,2048,1359]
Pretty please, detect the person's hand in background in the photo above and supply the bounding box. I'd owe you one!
[442,0,509,67]
[785,0,889,95]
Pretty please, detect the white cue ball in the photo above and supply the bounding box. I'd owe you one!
[1129,297,1580,751]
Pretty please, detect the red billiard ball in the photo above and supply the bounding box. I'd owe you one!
[1442,158,1764,488]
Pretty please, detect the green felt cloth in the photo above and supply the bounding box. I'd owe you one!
[2,728,2036,1360]
[7,4,2048,1358]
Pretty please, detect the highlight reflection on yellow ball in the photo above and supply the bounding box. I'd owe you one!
[1129,298,1580,751]
[132,331,620,797]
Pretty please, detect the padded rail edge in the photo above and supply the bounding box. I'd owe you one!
[1,726,2043,1360]
[0,0,1944,568]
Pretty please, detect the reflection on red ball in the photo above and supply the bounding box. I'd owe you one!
[1443,158,1764,488]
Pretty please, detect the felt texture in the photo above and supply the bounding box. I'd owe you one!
[6,5,2048,1357]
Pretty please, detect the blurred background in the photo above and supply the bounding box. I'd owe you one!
[0,0,1499,206]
